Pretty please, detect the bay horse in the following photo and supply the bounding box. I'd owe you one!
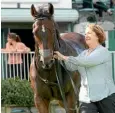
[30,3,86,113]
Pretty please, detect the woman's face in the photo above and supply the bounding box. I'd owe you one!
[85,27,99,46]
[7,37,14,44]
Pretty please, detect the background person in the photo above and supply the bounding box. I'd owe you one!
[54,24,115,113]
[110,0,115,8]
[1,32,31,79]
[83,0,113,18]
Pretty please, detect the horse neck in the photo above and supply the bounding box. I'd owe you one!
[55,37,77,56]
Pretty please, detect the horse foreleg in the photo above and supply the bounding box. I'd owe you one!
[66,72,81,113]
[66,93,76,113]
[34,94,49,113]
[30,63,49,113]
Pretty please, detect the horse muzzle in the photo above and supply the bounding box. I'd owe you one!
[39,49,55,69]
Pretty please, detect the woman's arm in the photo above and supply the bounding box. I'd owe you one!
[16,43,31,53]
[68,48,111,67]
[4,43,17,52]
[61,60,78,71]
[54,51,78,71]
[1,48,6,52]
[54,47,111,68]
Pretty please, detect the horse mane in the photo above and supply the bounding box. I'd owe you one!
[53,22,86,56]
[53,21,62,50]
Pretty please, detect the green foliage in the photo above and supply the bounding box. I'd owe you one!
[1,78,34,107]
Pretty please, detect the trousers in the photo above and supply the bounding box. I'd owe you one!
[79,93,115,113]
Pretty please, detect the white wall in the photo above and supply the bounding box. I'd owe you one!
[1,0,72,8]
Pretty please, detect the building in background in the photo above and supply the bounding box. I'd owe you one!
[1,0,79,51]
[1,0,115,82]
[1,0,115,50]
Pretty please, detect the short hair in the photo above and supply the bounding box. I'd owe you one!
[87,24,106,44]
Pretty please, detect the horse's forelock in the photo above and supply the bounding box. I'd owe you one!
[34,3,53,19]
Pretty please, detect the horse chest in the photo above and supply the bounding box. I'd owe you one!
[37,65,57,82]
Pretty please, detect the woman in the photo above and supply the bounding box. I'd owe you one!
[83,0,113,18]
[1,32,30,79]
[54,24,115,113]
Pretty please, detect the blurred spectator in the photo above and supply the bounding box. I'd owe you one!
[110,0,115,8]
[1,32,31,79]
[83,0,113,18]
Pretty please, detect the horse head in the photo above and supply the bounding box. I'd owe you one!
[31,3,58,69]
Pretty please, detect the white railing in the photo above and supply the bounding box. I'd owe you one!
[1,51,115,83]
[1,52,35,81]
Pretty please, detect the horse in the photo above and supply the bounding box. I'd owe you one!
[30,3,87,113]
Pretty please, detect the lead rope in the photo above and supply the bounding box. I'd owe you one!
[53,21,79,112]
[62,61,80,111]
[54,60,69,113]
[53,21,69,113]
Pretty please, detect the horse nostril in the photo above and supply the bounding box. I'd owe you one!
[40,61,42,63]
[51,60,53,63]
[46,64,49,68]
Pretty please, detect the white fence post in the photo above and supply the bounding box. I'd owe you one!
[1,52,35,81]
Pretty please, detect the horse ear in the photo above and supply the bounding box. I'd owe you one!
[48,3,54,15]
[31,4,37,17]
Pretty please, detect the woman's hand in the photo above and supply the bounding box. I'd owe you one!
[54,51,68,61]
[17,47,30,53]
[23,47,31,53]
[16,43,31,53]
